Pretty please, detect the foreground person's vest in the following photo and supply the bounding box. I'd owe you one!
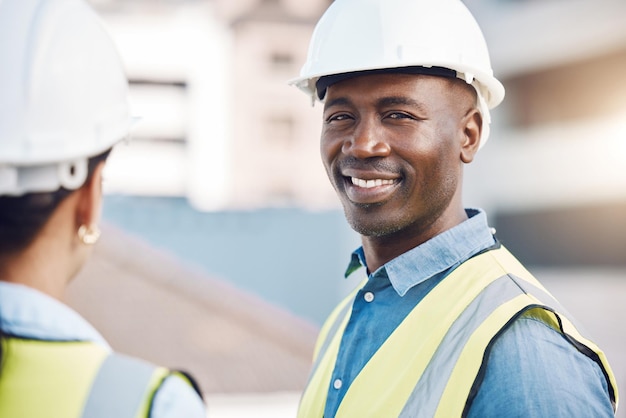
[0,338,198,418]
[298,245,618,417]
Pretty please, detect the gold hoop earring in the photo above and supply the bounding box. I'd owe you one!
[78,224,101,245]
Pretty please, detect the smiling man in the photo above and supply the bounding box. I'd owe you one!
[289,0,618,417]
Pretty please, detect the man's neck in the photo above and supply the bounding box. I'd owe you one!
[361,207,469,273]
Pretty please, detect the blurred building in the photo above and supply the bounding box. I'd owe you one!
[211,0,335,209]
[90,0,335,211]
[87,0,233,210]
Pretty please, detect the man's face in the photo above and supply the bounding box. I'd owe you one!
[321,73,478,240]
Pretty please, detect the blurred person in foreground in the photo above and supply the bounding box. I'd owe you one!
[289,0,618,416]
[0,0,206,416]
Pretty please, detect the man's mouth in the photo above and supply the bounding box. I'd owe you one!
[350,177,396,189]
[342,175,401,204]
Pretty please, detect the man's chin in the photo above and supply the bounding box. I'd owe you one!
[344,213,402,238]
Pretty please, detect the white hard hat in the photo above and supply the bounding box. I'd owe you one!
[289,0,505,148]
[0,0,132,196]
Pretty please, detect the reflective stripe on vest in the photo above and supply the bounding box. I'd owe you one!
[0,338,170,418]
[81,353,168,418]
[298,246,618,418]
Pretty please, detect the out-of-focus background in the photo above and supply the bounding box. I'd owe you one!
[65,0,626,416]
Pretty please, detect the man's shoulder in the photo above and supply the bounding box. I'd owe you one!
[468,315,614,417]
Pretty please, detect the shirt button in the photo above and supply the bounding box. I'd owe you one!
[364,292,375,303]
[333,379,343,390]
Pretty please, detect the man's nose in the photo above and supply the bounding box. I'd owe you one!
[342,119,391,158]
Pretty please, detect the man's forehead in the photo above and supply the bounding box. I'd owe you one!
[326,71,476,108]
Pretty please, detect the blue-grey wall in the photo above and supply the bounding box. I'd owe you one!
[103,195,362,325]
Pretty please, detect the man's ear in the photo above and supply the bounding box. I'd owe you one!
[74,161,105,230]
[460,108,482,164]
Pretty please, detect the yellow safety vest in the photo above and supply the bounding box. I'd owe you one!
[298,246,618,417]
[0,338,197,418]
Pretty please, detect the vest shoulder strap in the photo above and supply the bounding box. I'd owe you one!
[81,353,169,418]
[83,354,204,418]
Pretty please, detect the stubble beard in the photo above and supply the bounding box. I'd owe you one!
[343,202,407,238]
[341,172,459,239]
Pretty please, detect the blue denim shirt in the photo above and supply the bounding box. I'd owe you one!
[325,209,614,417]
[0,282,206,418]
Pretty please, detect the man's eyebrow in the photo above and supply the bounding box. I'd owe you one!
[324,96,428,111]
[378,96,426,110]
[324,97,352,111]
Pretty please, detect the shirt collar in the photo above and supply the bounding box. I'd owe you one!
[0,281,110,348]
[345,208,496,296]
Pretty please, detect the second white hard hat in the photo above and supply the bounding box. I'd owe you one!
[0,0,132,196]
[289,0,505,147]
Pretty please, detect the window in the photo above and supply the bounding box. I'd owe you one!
[269,51,295,72]
[128,79,188,143]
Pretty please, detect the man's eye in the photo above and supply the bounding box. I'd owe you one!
[327,113,351,122]
[387,112,413,120]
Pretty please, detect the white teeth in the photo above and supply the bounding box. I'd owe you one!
[351,177,394,189]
